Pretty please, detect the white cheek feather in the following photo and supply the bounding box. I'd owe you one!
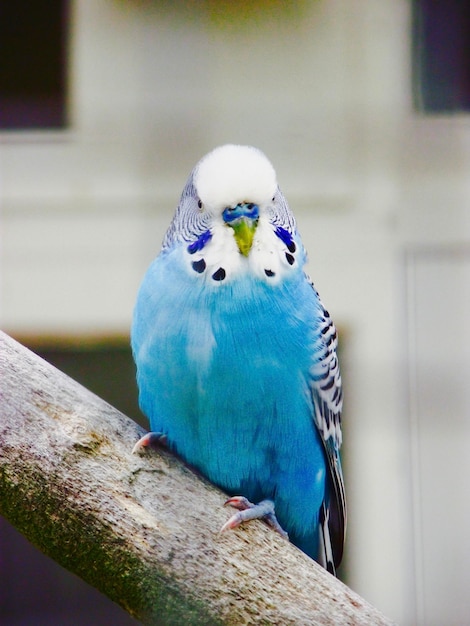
[195,145,277,211]
[184,220,244,282]
[184,215,300,285]
[248,216,299,284]
[203,221,243,275]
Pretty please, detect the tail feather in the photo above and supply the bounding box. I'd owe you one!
[318,502,336,575]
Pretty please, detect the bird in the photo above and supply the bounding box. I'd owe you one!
[131,144,346,574]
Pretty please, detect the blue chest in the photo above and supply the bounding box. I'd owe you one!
[132,247,327,543]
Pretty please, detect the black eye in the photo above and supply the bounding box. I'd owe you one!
[198,199,202,209]
[272,196,275,202]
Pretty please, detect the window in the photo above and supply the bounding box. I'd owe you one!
[0,1,69,130]
[413,0,470,112]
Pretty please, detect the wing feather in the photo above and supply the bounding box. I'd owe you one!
[308,276,346,574]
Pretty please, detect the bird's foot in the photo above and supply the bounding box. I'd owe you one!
[221,496,288,539]
[132,432,168,454]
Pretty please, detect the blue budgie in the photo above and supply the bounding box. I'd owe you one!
[132,144,346,574]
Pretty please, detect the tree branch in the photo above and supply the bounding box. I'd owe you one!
[0,331,394,625]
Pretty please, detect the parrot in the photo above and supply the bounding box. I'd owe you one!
[131,144,346,574]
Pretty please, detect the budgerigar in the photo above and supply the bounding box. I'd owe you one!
[131,144,346,574]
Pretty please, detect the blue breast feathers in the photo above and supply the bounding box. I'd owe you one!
[132,244,330,556]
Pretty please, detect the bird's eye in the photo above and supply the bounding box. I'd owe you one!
[272,196,275,202]
[197,199,203,209]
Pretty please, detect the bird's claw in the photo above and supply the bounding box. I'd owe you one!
[132,432,168,454]
[224,496,254,511]
[221,497,288,539]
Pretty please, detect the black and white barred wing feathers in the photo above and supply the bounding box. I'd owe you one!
[309,277,346,575]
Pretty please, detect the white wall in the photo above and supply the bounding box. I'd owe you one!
[2,1,470,623]
[406,249,470,626]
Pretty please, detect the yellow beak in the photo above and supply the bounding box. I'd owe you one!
[222,202,260,257]
[230,218,257,257]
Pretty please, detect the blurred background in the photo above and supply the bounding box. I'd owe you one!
[1,1,470,624]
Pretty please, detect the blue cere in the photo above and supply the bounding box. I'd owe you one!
[222,203,259,224]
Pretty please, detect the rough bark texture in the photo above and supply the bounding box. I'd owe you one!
[0,331,394,625]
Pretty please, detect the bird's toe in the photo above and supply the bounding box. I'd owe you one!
[220,498,288,539]
[132,432,167,454]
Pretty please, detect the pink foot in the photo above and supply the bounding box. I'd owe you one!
[221,497,288,539]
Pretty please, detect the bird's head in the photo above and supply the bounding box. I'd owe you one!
[194,145,277,257]
[162,144,300,284]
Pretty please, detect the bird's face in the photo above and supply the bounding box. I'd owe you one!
[194,144,277,258]
[163,144,301,285]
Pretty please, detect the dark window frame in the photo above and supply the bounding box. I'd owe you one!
[0,1,70,130]
[413,0,470,113]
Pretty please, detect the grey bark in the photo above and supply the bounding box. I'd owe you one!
[0,331,394,625]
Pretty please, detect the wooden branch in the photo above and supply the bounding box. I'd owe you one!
[0,331,394,625]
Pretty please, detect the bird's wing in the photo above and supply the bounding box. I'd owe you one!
[308,277,346,574]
